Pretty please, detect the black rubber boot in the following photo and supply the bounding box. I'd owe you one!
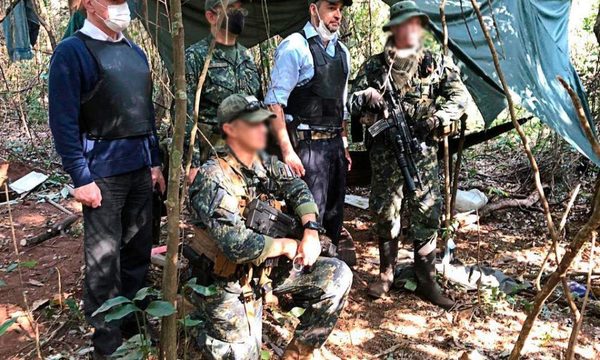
[414,244,455,310]
[368,238,398,298]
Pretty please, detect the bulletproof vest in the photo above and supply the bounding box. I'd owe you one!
[285,30,348,129]
[75,32,153,140]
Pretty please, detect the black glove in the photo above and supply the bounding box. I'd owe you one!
[414,116,439,139]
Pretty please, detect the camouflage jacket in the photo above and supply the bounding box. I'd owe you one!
[189,147,318,265]
[185,35,261,165]
[350,49,468,137]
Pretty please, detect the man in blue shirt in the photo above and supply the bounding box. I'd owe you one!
[265,0,355,265]
[48,0,165,357]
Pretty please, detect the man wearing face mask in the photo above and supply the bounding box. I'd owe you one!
[184,0,261,183]
[265,0,356,266]
[48,0,165,357]
[349,1,468,306]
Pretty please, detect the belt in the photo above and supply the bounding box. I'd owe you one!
[298,130,341,141]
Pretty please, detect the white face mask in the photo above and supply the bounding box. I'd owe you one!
[312,5,337,42]
[94,0,131,33]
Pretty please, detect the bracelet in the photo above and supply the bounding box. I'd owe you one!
[342,136,349,149]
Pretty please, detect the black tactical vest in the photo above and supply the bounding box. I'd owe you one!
[285,30,348,129]
[75,32,153,140]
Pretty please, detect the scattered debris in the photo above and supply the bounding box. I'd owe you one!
[344,194,369,210]
[9,171,48,194]
[455,189,489,212]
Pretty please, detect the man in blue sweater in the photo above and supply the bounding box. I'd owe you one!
[48,0,165,357]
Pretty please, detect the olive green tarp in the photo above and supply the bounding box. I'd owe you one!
[123,0,596,164]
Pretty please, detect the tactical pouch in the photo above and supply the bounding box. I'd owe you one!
[189,227,238,279]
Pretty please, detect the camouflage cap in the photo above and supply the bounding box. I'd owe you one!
[383,0,429,31]
[217,94,275,126]
[205,0,241,10]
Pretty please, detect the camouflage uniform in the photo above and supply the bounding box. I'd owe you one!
[351,49,467,245]
[189,147,352,359]
[350,37,467,304]
[185,35,261,166]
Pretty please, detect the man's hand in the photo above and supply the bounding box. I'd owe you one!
[282,148,305,177]
[344,148,352,172]
[151,166,166,193]
[187,167,200,185]
[74,182,102,208]
[297,229,321,266]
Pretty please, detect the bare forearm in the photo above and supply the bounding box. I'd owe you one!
[269,104,293,155]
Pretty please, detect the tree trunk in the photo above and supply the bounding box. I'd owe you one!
[594,6,600,46]
[159,0,186,358]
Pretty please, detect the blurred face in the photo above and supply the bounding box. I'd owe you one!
[205,1,243,32]
[310,1,343,33]
[223,119,268,153]
[391,17,424,49]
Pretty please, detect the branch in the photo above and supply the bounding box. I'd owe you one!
[479,190,540,217]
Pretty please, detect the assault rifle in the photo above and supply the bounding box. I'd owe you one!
[367,81,422,192]
[244,198,337,257]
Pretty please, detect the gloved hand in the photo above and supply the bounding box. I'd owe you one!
[414,116,439,139]
[360,87,384,113]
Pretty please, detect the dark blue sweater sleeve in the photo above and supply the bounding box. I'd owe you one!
[48,40,94,187]
[133,44,161,167]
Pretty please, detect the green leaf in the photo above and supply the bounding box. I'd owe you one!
[178,315,202,327]
[105,303,141,323]
[145,301,176,318]
[0,279,6,287]
[19,260,38,269]
[92,296,132,317]
[187,282,218,297]
[111,335,146,359]
[5,263,18,273]
[404,279,417,292]
[132,287,160,302]
[0,318,17,336]
[288,307,305,318]
[261,350,271,359]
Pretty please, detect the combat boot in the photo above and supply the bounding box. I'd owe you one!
[368,238,398,298]
[414,245,455,310]
[282,338,318,360]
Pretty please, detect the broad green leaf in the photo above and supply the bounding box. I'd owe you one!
[288,307,305,318]
[5,263,18,273]
[178,315,202,327]
[0,279,6,287]
[0,318,17,336]
[404,279,417,292]
[19,260,38,268]
[261,350,271,359]
[105,303,140,322]
[132,287,160,302]
[92,296,132,317]
[145,301,176,318]
[187,283,218,297]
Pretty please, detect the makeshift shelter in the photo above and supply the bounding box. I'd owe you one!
[61,0,595,164]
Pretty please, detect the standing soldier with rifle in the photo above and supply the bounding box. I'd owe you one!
[188,93,352,359]
[184,0,261,183]
[350,0,468,307]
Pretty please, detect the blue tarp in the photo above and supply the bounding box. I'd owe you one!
[417,0,597,165]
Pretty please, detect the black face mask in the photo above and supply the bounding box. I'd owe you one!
[221,8,246,35]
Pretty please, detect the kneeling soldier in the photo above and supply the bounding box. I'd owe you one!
[187,93,353,359]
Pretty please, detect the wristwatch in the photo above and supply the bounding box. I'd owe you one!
[303,221,323,233]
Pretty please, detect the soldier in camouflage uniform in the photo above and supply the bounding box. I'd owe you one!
[188,93,352,359]
[350,0,468,308]
[185,0,261,182]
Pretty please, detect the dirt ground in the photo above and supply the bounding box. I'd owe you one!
[1,160,600,359]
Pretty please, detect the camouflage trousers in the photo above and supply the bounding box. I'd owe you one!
[369,139,442,247]
[189,257,352,360]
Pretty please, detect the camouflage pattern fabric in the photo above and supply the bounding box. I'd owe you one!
[350,45,468,245]
[188,147,352,358]
[185,35,261,166]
